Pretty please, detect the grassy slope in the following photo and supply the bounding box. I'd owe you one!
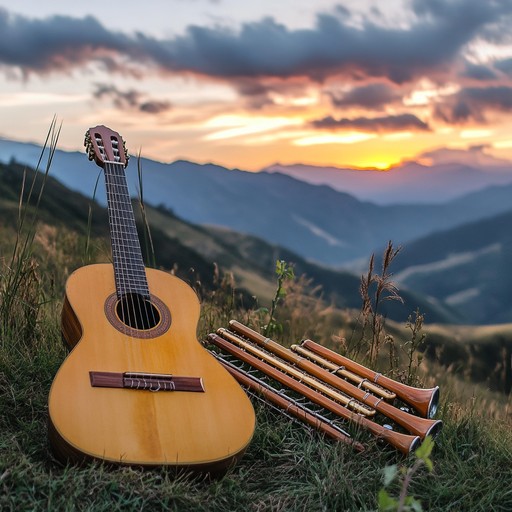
[1,160,511,510]
[1,322,511,511]
[145,204,456,324]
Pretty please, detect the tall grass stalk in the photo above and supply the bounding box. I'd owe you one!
[83,169,102,265]
[0,118,61,343]
[262,259,294,337]
[136,153,156,269]
[349,241,403,365]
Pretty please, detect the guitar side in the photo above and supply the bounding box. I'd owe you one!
[48,264,255,473]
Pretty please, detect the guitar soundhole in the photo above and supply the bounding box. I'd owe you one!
[116,293,161,330]
[105,293,171,338]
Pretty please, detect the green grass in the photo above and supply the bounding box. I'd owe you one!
[1,149,511,511]
[1,331,511,511]
[0,238,511,511]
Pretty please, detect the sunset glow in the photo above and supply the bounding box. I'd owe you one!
[1,0,512,171]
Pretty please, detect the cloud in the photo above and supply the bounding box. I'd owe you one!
[0,9,131,73]
[434,85,512,123]
[0,0,511,85]
[93,83,171,114]
[138,100,172,114]
[494,57,512,76]
[460,62,498,81]
[311,113,430,133]
[231,78,278,109]
[328,83,402,109]
[136,0,511,83]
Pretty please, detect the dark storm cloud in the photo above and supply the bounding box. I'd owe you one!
[328,83,401,109]
[93,83,171,114]
[137,0,511,83]
[311,113,430,132]
[0,9,132,73]
[434,86,512,123]
[461,62,498,81]
[1,0,511,84]
[494,57,512,76]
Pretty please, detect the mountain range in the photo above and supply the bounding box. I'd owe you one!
[380,210,512,324]
[1,138,512,268]
[2,137,512,324]
[264,146,512,204]
[0,159,454,324]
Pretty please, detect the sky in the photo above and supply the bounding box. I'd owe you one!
[2,0,512,170]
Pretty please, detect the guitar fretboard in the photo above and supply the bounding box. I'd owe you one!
[104,162,149,298]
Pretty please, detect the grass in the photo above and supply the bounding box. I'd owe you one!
[1,254,511,512]
[1,345,511,511]
[1,146,512,511]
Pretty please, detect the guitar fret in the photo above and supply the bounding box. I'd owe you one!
[116,284,149,294]
[115,270,147,277]
[104,162,150,297]
[108,208,135,214]
[113,261,146,269]
[113,264,146,274]
[111,231,139,237]
[111,235,141,243]
[116,277,150,286]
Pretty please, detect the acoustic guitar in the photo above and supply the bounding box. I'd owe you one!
[48,125,255,472]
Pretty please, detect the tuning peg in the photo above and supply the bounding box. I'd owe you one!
[123,141,130,166]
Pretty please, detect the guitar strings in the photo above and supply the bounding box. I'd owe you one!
[112,164,134,328]
[98,129,157,333]
[112,162,141,330]
[105,161,128,329]
[105,157,157,332]
[114,162,137,329]
[110,162,139,330]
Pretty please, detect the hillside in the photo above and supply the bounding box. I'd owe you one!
[146,203,459,323]
[3,139,512,267]
[383,210,512,324]
[1,159,511,512]
[0,160,454,325]
[0,161,218,293]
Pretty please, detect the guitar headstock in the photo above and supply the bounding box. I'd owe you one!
[84,125,129,168]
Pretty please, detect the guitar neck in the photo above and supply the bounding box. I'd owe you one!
[103,161,149,298]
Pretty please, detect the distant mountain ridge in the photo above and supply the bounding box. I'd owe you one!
[264,146,512,205]
[381,209,512,324]
[0,159,455,324]
[2,138,512,267]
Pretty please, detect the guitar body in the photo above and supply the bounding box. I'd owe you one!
[48,264,255,472]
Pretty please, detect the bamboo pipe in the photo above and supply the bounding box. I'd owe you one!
[217,328,374,416]
[214,354,365,452]
[208,333,421,455]
[290,344,395,400]
[301,338,440,418]
[228,322,442,439]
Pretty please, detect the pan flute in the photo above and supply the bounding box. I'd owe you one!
[206,321,442,455]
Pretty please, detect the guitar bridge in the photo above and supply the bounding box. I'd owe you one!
[89,371,205,392]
